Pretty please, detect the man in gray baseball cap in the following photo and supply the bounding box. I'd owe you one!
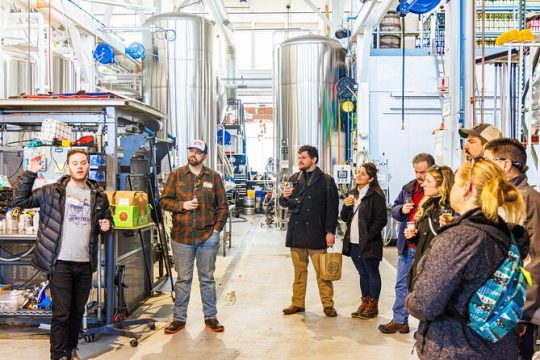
[459,123,502,161]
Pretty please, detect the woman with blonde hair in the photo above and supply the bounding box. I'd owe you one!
[405,165,454,290]
[406,159,528,359]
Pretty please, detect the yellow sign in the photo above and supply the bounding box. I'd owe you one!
[341,100,355,113]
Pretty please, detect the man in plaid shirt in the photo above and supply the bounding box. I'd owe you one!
[161,139,229,333]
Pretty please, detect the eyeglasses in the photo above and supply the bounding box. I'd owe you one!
[488,156,523,170]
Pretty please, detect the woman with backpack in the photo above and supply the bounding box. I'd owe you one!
[406,158,529,359]
[406,165,454,290]
[340,163,387,319]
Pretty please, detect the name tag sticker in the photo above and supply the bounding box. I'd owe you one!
[203,182,213,189]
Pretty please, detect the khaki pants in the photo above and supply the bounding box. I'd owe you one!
[290,247,334,308]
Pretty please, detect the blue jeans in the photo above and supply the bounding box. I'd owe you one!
[392,247,415,324]
[170,232,220,322]
[349,244,381,300]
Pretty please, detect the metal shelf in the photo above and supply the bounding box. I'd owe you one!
[476,31,505,38]
[0,309,52,317]
[477,5,540,13]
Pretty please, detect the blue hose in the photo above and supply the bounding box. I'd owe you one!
[401,16,406,130]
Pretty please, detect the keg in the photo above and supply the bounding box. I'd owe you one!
[379,11,401,49]
[244,197,256,215]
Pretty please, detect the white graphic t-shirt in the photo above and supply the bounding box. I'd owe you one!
[57,181,92,262]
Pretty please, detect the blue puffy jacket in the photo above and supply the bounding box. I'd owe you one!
[391,179,420,255]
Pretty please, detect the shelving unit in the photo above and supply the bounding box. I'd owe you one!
[475,1,540,48]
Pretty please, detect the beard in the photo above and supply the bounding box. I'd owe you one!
[188,156,203,166]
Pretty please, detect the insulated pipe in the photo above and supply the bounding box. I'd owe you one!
[459,0,465,127]
[203,0,236,101]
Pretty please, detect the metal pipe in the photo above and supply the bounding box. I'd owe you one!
[471,0,476,125]
[203,0,236,101]
[459,0,465,127]
[303,0,333,28]
[481,0,485,123]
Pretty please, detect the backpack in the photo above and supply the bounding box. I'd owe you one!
[467,233,532,343]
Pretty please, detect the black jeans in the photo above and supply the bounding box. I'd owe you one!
[519,322,538,360]
[49,260,92,360]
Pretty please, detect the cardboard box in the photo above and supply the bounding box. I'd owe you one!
[113,205,139,228]
[104,190,116,206]
[103,190,116,215]
[115,191,148,216]
[137,204,151,226]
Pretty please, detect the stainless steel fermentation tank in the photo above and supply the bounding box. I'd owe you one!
[142,13,216,169]
[0,55,77,98]
[273,35,346,180]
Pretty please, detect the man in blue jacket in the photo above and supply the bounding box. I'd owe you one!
[378,153,434,334]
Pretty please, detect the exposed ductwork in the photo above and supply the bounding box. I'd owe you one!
[203,0,236,103]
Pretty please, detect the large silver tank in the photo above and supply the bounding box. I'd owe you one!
[142,13,216,168]
[0,55,35,98]
[0,54,76,97]
[273,35,346,178]
[52,56,77,94]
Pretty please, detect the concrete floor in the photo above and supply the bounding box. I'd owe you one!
[0,215,418,359]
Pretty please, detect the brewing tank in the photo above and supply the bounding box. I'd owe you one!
[52,56,78,94]
[0,55,35,98]
[142,13,216,169]
[273,35,346,179]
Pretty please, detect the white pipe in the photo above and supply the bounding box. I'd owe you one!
[303,0,333,28]
[36,11,47,93]
[203,0,236,100]
[350,0,376,41]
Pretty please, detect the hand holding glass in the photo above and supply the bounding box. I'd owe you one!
[283,183,294,198]
[344,194,355,206]
[192,195,199,205]
[441,209,453,224]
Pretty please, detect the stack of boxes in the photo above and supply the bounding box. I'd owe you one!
[38,119,72,144]
[105,191,151,228]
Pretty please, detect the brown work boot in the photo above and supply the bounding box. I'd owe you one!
[164,320,186,334]
[358,297,379,319]
[205,318,225,332]
[378,320,410,334]
[282,305,305,315]
[323,306,338,317]
[351,296,369,318]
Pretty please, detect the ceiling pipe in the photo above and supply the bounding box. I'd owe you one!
[203,0,236,101]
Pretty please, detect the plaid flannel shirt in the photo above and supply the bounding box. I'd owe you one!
[161,165,229,244]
